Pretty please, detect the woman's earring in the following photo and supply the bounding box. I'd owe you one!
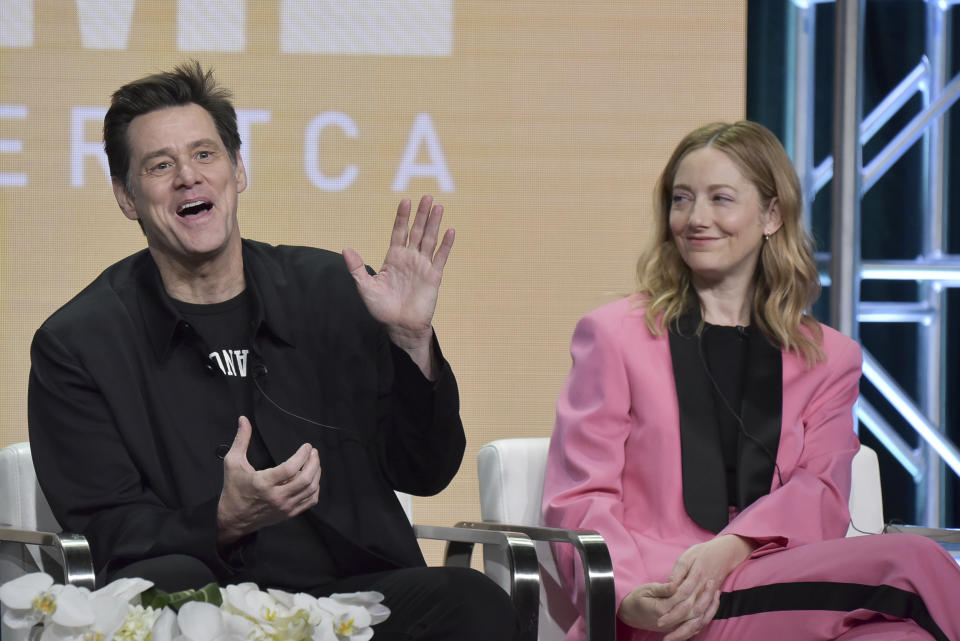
[764,234,770,241]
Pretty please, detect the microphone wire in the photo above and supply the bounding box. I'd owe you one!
[697,327,885,535]
[252,366,346,432]
[697,326,784,490]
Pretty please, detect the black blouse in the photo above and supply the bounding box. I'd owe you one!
[700,323,750,509]
[668,308,784,533]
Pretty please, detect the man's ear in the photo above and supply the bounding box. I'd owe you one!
[764,197,784,236]
[112,177,138,221]
[234,153,248,194]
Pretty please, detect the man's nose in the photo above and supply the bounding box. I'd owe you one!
[173,159,201,186]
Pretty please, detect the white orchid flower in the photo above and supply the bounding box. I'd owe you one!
[288,592,386,641]
[176,601,250,641]
[2,575,389,641]
[35,589,132,641]
[0,573,94,632]
[313,599,374,641]
[111,604,163,641]
[327,593,389,627]
[149,607,179,641]
[92,578,153,604]
[0,572,56,629]
[222,583,311,640]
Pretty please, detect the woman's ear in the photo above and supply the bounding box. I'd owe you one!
[764,197,783,236]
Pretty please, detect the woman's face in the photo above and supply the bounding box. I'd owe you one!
[668,146,782,290]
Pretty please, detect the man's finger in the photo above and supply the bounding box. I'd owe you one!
[342,248,368,279]
[407,195,432,249]
[263,443,314,486]
[226,417,253,465]
[431,228,455,272]
[290,485,321,515]
[299,447,322,482]
[418,203,443,257]
[390,198,414,248]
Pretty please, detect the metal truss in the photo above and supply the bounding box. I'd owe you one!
[787,0,960,526]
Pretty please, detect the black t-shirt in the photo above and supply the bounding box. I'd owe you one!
[174,290,270,470]
[173,289,340,585]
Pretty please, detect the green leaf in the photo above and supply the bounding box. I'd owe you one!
[140,582,222,612]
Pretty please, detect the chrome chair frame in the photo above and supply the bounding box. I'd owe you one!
[457,520,615,641]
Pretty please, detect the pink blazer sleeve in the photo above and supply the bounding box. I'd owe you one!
[721,329,862,552]
[542,308,655,610]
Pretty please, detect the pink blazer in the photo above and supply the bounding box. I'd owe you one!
[542,296,862,621]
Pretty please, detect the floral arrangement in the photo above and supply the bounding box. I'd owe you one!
[0,573,389,641]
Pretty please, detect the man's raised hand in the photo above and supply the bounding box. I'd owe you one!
[343,195,454,380]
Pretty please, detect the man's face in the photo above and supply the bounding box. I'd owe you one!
[113,103,246,270]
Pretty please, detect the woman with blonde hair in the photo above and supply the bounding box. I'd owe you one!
[543,121,960,641]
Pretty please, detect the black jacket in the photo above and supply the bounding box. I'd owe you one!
[28,239,465,588]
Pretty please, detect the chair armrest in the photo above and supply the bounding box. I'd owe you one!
[884,524,960,558]
[413,524,539,641]
[0,527,96,589]
[457,521,616,641]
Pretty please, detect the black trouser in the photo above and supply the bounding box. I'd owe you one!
[111,556,519,641]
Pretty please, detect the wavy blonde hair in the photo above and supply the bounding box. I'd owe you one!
[636,121,824,367]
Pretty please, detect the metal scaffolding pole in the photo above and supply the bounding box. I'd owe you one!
[790,1,817,231]
[918,0,949,527]
[787,0,960,526]
[829,0,863,341]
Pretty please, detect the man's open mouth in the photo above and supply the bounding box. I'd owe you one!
[176,200,213,217]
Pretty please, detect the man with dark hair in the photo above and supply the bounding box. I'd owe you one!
[29,62,518,639]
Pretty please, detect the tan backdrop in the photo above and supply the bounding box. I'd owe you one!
[0,1,745,562]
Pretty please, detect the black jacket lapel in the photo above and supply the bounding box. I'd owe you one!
[668,308,729,533]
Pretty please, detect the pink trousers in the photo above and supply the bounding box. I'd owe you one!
[619,534,960,640]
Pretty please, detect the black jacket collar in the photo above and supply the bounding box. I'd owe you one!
[134,240,297,363]
[668,306,782,533]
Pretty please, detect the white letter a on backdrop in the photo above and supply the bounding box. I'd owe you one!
[393,113,454,193]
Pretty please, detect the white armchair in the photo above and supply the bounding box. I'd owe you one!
[466,437,616,641]
[466,437,944,641]
[0,442,95,588]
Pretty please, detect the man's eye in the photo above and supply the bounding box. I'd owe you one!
[196,150,215,161]
[149,161,172,174]
[713,195,733,203]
